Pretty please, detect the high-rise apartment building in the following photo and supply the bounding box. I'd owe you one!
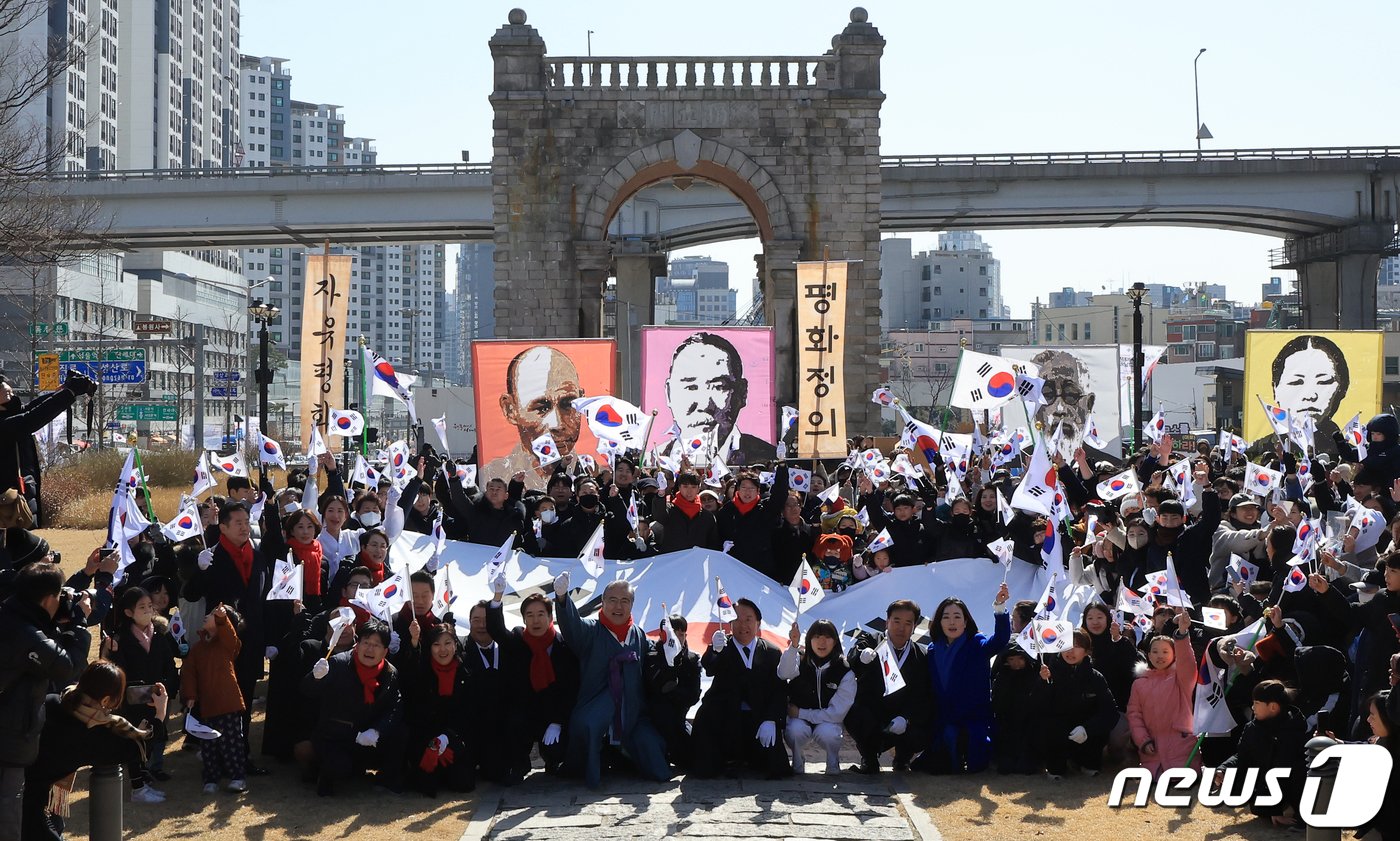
[879,233,1006,331]
[656,256,736,325]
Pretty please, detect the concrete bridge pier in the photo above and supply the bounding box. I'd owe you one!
[759,241,803,410]
[1296,254,1381,330]
[612,243,666,403]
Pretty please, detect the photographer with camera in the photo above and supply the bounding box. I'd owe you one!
[0,370,97,527]
[0,562,92,840]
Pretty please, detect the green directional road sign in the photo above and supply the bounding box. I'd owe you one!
[116,403,178,422]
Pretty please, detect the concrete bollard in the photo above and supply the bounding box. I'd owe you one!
[1303,736,1340,841]
[88,765,124,841]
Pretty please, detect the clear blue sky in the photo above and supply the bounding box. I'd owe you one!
[242,0,1400,316]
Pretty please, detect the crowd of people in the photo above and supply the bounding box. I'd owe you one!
[0,371,1398,840]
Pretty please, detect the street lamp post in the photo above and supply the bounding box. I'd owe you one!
[1128,282,1148,453]
[1193,48,1211,153]
[248,298,280,453]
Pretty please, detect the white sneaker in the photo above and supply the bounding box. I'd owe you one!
[130,786,165,804]
[203,783,219,795]
[227,779,247,793]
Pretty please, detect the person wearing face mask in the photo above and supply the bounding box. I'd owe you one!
[542,479,608,558]
[771,492,817,583]
[718,469,790,582]
[1115,517,1153,592]
[1144,492,1222,604]
[1208,494,1268,596]
[811,533,854,592]
[523,497,558,556]
[925,497,989,562]
[923,584,1012,775]
[845,599,936,774]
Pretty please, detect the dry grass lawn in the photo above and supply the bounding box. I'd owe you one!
[36,529,1289,840]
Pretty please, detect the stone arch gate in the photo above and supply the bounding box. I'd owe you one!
[489,8,885,432]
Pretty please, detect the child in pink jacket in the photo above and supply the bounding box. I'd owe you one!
[1126,609,1197,776]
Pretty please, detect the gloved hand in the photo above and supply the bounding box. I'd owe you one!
[888,716,908,735]
[543,723,561,746]
[553,571,570,597]
[197,548,214,571]
[491,570,508,601]
[711,630,727,652]
[264,646,278,661]
[756,720,776,748]
[389,630,401,654]
[312,659,330,680]
[859,647,877,665]
[1068,725,1088,744]
[63,371,97,396]
[355,728,379,748]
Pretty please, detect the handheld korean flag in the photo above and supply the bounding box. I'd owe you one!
[789,558,826,615]
[625,494,640,531]
[161,499,203,543]
[788,467,813,493]
[1142,407,1167,444]
[866,528,894,554]
[1074,414,1105,451]
[1244,461,1284,497]
[816,481,842,506]
[1010,435,1058,518]
[1033,574,1061,619]
[385,440,417,489]
[267,556,303,602]
[781,406,799,436]
[1282,565,1310,593]
[1165,553,1191,608]
[950,350,1037,410]
[168,608,186,647]
[987,537,1014,567]
[890,453,923,481]
[714,577,738,623]
[1289,414,1317,455]
[1342,413,1368,460]
[453,462,477,490]
[573,395,646,448]
[1033,619,1074,655]
[365,346,418,422]
[1293,517,1320,555]
[257,433,288,470]
[942,468,966,504]
[353,569,409,621]
[1295,458,1315,495]
[1201,607,1229,630]
[659,603,684,667]
[997,490,1014,526]
[1349,505,1386,553]
[328,408,365,437]
[209,450,249,478]
[325,606,356,655]
[430,415,450,455]
[1166,458,1197,508]
[874,639,908,696]
[871,386,898,408]
[486,533,515,582]
[1219,429,1249,459]
[579,520,607,577]
[191,452,217,498]
[307,425,330,460]
[351,454,373,488]
[184,713,222,741]
[1116,583,1151,615]
[531,432,562,468]
[431,562,464,625]
[1228,554,1260,587]
[1258,396,1291,439]
[1194,648,1239,736]
[1096,468,1141,501]
[1016,372,1046,408]
[856,507,871,527]
[430,509,447,565]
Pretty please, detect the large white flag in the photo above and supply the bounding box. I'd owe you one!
[364,346,418,422]
[256,433,287,470]
[1010,435,1058,517]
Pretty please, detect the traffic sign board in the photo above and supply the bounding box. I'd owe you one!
[117,403,179,422]
[213,371,241,381]
[61,360,146,384]
[28,322,69,338]
[105,421,122,430]
[35,354,60,391]
[134,319,172,334]
[210,386,239,398]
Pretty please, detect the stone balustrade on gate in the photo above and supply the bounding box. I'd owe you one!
[543,56,836,91]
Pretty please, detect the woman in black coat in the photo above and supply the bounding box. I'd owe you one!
[402,621,476,796]
[1079,603,1142,711]
[1033,628,1121,778]
[0,372,91,525]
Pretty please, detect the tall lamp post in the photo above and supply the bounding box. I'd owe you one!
[248,298,280,446]
[1193,48,1212,153]
[1128,282,1148,453]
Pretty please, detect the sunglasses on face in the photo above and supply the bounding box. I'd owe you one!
[1041,380,1085,405]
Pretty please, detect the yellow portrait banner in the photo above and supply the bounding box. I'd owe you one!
[1242,329,1382,452]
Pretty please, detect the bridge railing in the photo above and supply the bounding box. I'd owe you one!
[544,56,835,90]
[43,162,491,181]
[882,146,1400,167]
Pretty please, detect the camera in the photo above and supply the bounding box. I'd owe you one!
[51,551,61,565]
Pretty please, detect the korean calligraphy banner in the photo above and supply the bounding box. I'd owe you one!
[299,254,353,452]
[794,260,849,459]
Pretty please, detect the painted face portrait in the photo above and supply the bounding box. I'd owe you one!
[1033,350,1094,454]
[499,346,583,457]
[665,336,748,458]
[1272,337,1348,426]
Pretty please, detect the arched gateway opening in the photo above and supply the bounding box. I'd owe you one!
[488,7,886,428]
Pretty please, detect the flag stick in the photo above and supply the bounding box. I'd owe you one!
[1185,619,1266,766]
[130,446,157,522]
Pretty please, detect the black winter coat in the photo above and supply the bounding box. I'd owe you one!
[0,387,77,525]
[486,603,581,728]
[300,650,404,741]
[658,503,720,554]
[0,597,89,766]
[1033,656,1120,740]
[698,637,787,724]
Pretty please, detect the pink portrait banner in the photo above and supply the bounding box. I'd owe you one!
[640,327,777,466]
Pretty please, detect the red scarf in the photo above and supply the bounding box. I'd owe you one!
[353,656,386,704]
[731,495,758,515]
[522,625,558,691]
[671,492,701,519]
[359,552,386,585]
[430,657,458,697]
[220,534,253,586]
[288,538,324,596]
[599,614,633,644]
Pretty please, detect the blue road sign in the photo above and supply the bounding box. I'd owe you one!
[60,360,146,384]
[213,371,241,381]
[210,386,239,398]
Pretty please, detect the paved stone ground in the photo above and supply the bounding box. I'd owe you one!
[461,742,938,841]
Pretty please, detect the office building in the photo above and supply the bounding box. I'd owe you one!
[656,256,736,324]
[879,233,1005,331]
